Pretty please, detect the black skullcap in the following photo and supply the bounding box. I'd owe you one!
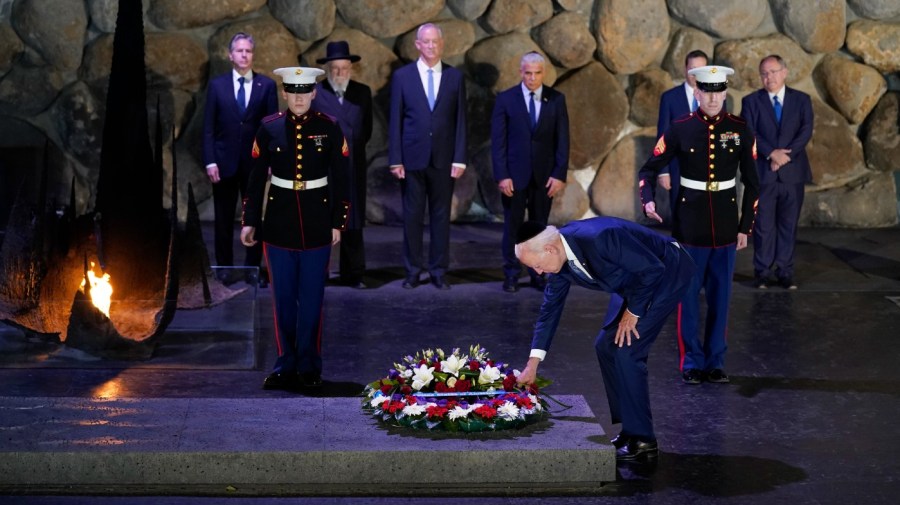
[516,221,547,244]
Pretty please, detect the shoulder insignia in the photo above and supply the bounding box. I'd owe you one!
[342,137,349,157]
[251,139,260,158]
[727,112,747,124]
[653,135,666,157]
[315,110,337,124]
[262,111,283,123]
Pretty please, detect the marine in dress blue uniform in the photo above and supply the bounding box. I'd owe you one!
[638,65,760,385]
[241,66,350,390]
[514,218,696,462]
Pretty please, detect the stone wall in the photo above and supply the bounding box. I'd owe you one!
[0,0,898,227]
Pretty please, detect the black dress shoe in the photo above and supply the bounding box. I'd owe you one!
[754,276,769,289]
[263,372,299,390]
[778,277,798,290]
[300,373,323,388]
[610,432,630,449]
[682,368,703,384]
[616,438,659,461]
[503,277,518,293]
[402,276,420,289]
[430,275,450,290]
[706,368,730,383]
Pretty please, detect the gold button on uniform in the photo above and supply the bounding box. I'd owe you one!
[709,134,715,139]
[710,154,716,159]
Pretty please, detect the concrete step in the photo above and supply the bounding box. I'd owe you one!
[0,395,615,495]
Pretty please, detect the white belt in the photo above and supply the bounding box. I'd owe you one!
[680,177,735,192]
[270,175,328,191]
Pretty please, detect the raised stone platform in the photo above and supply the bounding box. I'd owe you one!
[0,395,615,495]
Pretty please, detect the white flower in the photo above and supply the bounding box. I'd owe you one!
[513,369,521,378]
[529,394,542,412]
[402,403,426,416]
[370,395,390,408]
[497,402,521,420]
[411,364,435,390]
[477,365,502,385]
[448,405,473,421]
[402,369,413,379]
[440,354,466,377]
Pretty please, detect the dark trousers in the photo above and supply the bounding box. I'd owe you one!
[400,166,453,278]
[753,181,804,280]
[595,243,694,441]
[339,228,366,283]
[677,244,736,372]
[501,178,552,279]
[265,243,331,376]
[212,172,262,268]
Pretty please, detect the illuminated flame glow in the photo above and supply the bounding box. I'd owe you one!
[80,262,113,317]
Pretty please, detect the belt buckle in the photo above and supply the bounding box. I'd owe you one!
[293,180,306,191]
[707,180,719,191]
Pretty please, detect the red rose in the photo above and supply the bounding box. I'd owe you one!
[380,384,393,395]
[435,382,449,393]
[468,360,481,371]
[455,379,471,392]
[502,374,516,391]
[397,377,406,385]
[473,404,497,419]
[426,405,448,419]
[400,385,412,395]
[516,395,534,409]
[386,401,405,414]
[405,395,418,405]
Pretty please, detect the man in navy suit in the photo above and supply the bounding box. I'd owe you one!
[491,51,569,293]
[514,218,695,462]
[309,41,373,289]
[741,55,813,290]
[389,23,467,290]
[655,50,708,218]
[202,32,278,285]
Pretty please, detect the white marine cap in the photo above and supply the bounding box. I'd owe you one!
[273,67,325,93]
[688,65,735,92]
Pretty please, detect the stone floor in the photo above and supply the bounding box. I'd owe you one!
[2,221,900,504]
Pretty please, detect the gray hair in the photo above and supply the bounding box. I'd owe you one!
[416,23,443,40]
[229,32,255,52]
[760,54,786,69]
[520,51,545,68]
[515,225,560,256]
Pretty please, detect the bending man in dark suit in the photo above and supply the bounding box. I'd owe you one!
[655,50,708,218]
[514,218,695,462]
[491,51,569,293]
[741,54,813,290]
[389,23,467,290]
[309,41,373,289]
[202,32,278,284]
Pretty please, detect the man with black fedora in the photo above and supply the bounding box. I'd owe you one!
[308,41,373,289]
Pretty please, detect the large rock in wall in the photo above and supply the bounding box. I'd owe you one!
[593,0,669,75]
[813,53,887,125]
[556,62,628,169]
[0,0,899,230]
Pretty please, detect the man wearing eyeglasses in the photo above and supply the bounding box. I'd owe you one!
[638,66,759,386]
[740,55,813,291]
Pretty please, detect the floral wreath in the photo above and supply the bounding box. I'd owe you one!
[362,344,551,432]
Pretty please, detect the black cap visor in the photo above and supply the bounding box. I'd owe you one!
[283,83,315,94]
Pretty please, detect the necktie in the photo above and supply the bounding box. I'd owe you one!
[427,68,435,111]
[529,91,537,130]
[773,95,782,124]
[336,89,344,105]
[691,97,698,112]
[236,76,246,116]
